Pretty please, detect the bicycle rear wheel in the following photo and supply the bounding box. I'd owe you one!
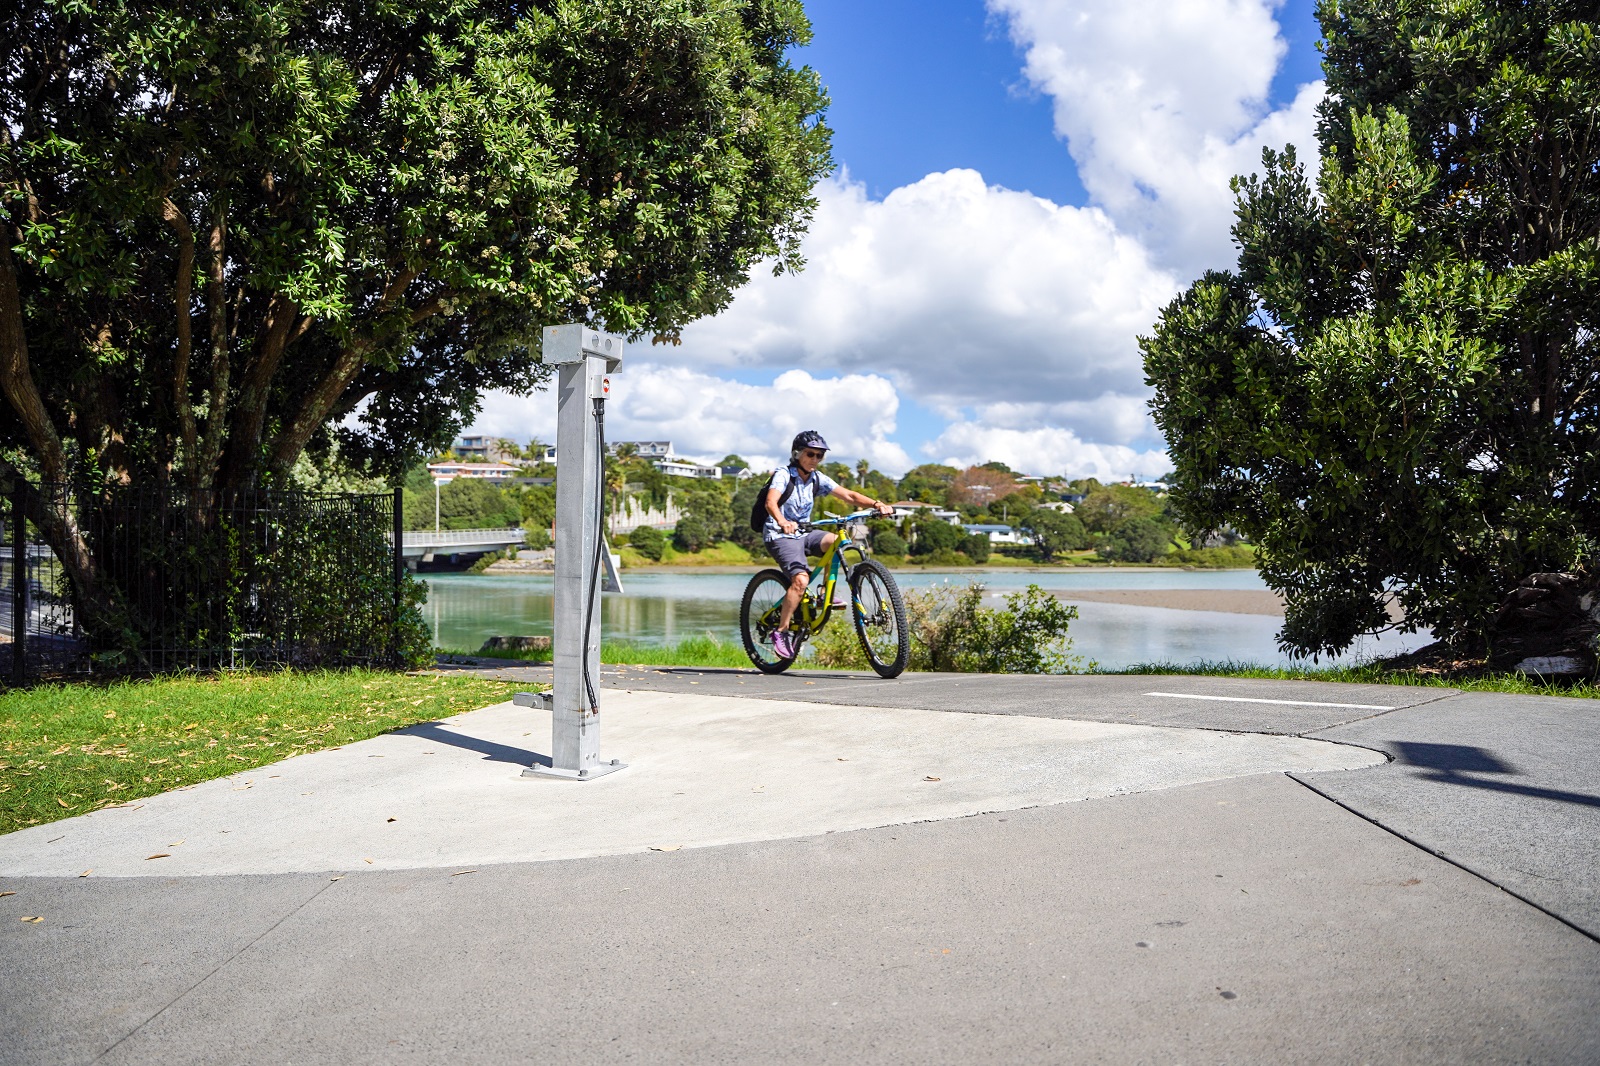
[740,568,797,674]
[850,559,909,678]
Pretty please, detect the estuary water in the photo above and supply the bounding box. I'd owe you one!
[423,568,1432,670]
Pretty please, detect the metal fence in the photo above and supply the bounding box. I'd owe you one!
[2,480,405,683]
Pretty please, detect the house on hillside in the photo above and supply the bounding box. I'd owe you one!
[609,440,672,459]
[427,461,521,484]
[962,523,1033,545]
[889,501,963,526]
[654,459,722,480]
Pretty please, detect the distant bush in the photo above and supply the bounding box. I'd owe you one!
[873,529,908,556]
[1164,544,1255,568]
[468,550,504,573]
[524,524,551,551]
[631,525,666,561]
[961,532,991,564]
[1098,517,1172,563]
[673,515,713,553]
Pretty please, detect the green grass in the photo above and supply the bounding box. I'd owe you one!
[444,635,753,669]
[0,670,522,834]
[617,540,761,568]
[1112,660,1600,698]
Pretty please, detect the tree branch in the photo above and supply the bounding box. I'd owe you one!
[196,207,232,488]
[0,234,69,485]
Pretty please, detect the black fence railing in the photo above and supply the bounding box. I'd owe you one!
[2,480,410,683]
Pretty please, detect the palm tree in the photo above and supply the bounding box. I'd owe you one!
[857,458,870,490]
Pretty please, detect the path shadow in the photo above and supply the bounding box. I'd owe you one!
[1392,741,1600,809]
[400,721,550,768]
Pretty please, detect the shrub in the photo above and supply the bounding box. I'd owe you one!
[873,529,908,556]
[903,581,1088,673]
[631,525,666,561]
[1098,517,1172,563]
[909,516,961,556]
[672,514,712,553]
[524,524,552,551]
[961,532,991,564]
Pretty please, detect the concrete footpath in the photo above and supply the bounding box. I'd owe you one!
[1,669,1597,1064]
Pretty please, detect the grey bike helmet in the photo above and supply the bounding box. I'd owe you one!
[791,430,830,460]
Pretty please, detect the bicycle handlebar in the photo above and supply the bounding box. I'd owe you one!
[796,509,878,532]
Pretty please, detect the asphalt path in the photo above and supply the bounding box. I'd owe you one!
[2,666,1596,1064]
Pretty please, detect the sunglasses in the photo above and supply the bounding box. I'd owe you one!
[801,449,826,459]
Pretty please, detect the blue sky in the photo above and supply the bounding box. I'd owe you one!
[472,0,1329,479]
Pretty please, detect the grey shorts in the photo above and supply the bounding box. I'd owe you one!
[765,531,829,579]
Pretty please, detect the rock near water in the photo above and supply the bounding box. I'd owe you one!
[480,635,552,653]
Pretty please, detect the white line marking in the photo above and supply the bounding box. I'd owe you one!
[1144,692,1395,711]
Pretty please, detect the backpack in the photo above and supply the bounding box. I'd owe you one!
[748,467,799,533]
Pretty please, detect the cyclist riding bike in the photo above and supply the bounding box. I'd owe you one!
[763,430,894,659]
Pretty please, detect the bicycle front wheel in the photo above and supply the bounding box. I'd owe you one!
[741,568,796,674]
[850,559,909,678]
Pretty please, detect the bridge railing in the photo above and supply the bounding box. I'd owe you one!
[393,528,528,547]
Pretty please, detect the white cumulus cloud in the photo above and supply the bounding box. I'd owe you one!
[990,0,1323,276]
[680,169,1177,425]
[466,366,913,475]
[928,422,1169,483]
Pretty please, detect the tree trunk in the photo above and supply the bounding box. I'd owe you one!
[1486,573,1600,677]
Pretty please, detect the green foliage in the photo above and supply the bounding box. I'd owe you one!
[524,525,552,551]
[1019,508,1087,561]
[873,528,908,557]
[1163,545,1256,568]
[908,515,961,556]
[1098,517,1173,564]
[1142,0,1600,657]
[672,514,712,553]
[1,0,833,504]
[630,525,665,561]
[900,581,1088,673]
[961,532,992,564]
[1074,486,1164,533]
[897,464,959,505]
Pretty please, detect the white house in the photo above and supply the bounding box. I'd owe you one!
[654,460,722,480]
[962,523,1033,545]
[611,440,673,459]
[427,461,521,483]
[889,501,963,525]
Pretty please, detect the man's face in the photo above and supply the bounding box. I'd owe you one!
[797,447,825,474]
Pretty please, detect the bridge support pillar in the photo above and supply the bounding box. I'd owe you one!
[523,324,625,781]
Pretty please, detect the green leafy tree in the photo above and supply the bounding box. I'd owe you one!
[1098,517,1172,564]
[629,524,665,562]
[908,515,960,556]
[0,0,831,637]
[672,513,712,553]
[1074,485,1163,534]
[961,531,991,564]
[897,463,959,505]
[1143,1,1600,662]
[1019,508,1086,561]
[872,528,908,557]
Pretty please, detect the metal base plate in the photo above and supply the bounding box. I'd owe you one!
[521,760,628,781]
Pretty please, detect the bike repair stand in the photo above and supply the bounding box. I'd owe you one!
[517,323,626,780]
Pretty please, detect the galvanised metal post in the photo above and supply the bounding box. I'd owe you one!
[520,323,624,781]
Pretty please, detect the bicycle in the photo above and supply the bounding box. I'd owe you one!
[739,510,910,678]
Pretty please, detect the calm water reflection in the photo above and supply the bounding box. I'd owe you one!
[422,569,1429,670]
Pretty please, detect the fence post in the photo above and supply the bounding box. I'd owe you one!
[12,481,25,685]
[392,486,404,660]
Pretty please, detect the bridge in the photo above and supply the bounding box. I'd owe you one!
[396,528,527,566]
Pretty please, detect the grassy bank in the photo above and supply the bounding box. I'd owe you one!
[445,635,752,669]
[1114,660,1600,699]
[0,670,520,835]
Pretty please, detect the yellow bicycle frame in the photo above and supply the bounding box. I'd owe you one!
[790,519,868,638]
